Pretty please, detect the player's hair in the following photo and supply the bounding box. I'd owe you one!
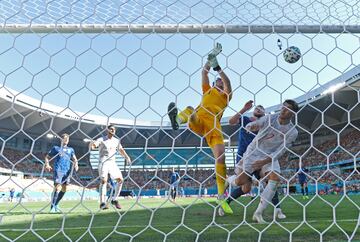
[284,99,299,112]
[255,105,265,111]
[61,133,69,139]
[212,77,222,87]
[107,124,116,130]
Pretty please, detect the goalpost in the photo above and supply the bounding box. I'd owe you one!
[0,0,360,241]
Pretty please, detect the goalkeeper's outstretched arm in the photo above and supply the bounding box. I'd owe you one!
[202,62,211,87]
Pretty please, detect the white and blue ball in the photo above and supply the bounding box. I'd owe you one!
[283,46,301,64]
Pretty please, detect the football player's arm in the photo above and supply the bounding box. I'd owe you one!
[90,138,101,150]
[218,69,232,100]
[44,154,52,172]
[245,115,268,133]
[72,151,79,172]
[229,100,254,125]
[202,62,211,93]
[45,147,55,172]
[118,142,131,165]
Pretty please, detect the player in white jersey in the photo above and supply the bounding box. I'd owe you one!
[227,99,299,223]
[91,125,131,210]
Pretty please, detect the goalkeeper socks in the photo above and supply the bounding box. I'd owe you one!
[55,191,65,206]
[255,180,278,215]
[227,187,245,204]
[272,191,280,207]
[305,187,309,196]
[215,163,226,196]
[51,191,59,208]
[177,107,193,124]
[301,187,305,195]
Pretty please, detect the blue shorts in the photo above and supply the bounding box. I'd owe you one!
[299,180,307,186]
[54,170,71,185]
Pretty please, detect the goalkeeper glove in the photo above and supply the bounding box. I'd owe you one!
[208,42,222,57]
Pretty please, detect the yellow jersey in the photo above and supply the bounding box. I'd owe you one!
[196,83,230,120]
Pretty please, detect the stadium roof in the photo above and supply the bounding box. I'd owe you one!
[0,65,359,147]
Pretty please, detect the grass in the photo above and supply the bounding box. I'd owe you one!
[0,195,359,241]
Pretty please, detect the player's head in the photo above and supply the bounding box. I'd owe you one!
[107,125,116,136]
[61,133,69,146]
[280,99,299,120]
[253,105,265,118]
[213,77,224,90]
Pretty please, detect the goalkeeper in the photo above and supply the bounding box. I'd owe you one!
[167,43,233,214]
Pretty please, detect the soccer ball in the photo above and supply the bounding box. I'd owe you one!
[283,46,301,64]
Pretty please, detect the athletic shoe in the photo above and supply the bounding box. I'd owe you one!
[111,200,122,209]
[218,207,225,217]
[275,208,286,219]
[100,202,109,210]
[50,206,57,213]
[305,195,309,199]
[217,197,233,215]
[55,205,61,213]
[167,102,179,130]
[252,212,267,224]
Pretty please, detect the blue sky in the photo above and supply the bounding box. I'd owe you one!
[0,32,359,123]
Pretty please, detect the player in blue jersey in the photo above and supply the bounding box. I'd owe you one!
[298,167,309,199]
[45,134,78,213]
[9,188,15,202]
[169,168,180,201]
[222,101,286,219]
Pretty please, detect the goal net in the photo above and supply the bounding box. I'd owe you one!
[0,0,359,241]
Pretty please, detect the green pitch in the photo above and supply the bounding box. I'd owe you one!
[0,195,359,242]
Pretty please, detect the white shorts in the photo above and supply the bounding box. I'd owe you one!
[98,159,123,180]
[235,158,281,176]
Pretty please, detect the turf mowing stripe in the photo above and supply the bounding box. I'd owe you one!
[0,219,358,232]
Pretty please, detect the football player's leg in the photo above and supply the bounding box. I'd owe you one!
[51,171,62,212]
[50,183,61,213]
[212,142,234,215]
[110,164,123,209]
[253,171,280,223]
[98,163,109,209]
[168,103,195,130]
[54,170,71,210]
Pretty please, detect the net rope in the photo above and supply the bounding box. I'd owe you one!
[0,0,359,242]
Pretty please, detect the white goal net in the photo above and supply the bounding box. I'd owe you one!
[0,0,360,241]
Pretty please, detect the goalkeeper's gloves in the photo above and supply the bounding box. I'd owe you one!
[208,42,222,57]
[207,43,222,71]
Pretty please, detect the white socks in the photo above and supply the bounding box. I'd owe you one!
[99,183,107,204]
[227,175,238,187]
[112,180,123,201]
[255,180,278,215]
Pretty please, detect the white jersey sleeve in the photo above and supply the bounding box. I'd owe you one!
[93,137,103,148]
[245,115,270,133]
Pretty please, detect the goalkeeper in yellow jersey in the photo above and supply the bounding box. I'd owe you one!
[167,43,233,214]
